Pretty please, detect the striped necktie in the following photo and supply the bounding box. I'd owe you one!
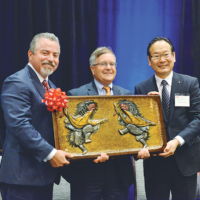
[161,80,170,121]
[42,80,50,92]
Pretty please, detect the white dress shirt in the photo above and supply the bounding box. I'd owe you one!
[94,79,114,95]
[28,63,57,161]
[155,71,185,146]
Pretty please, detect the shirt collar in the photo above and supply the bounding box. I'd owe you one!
[155,71,173,87]
[28,63,48,83]
[94,79,113,90]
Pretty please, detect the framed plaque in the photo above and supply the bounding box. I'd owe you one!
[53,95,167,160]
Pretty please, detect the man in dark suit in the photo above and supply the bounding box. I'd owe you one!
[0,33,73,200]
[135,37,200,200]
[62,47,149,200]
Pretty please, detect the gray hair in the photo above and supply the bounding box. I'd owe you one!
[29,32,60,54]
[89,47,116,66]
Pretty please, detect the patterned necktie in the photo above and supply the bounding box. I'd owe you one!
[102,86,111,95]
[161,80,170,121]
[42,80,50,92]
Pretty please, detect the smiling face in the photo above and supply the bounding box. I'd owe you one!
[90,53,116,86]
[148,40,176,79]
[28,38,60,79]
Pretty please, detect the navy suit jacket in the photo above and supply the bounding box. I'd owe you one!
[0,65,59,186]
[135,72,200,176]
[61,81,135,189]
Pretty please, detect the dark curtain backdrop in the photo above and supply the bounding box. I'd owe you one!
[1,1,200,198]
[2,0,200,146]
[0,0,98,149]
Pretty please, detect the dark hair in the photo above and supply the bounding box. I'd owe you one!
[147,37,175,57]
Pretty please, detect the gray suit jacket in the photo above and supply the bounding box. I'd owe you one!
[62,80,134,189]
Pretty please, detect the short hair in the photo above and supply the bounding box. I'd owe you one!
[147,37,175,57]
[29,32,60,54]
[89,47,116,66]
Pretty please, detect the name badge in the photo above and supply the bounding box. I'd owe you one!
[175,93,190,107]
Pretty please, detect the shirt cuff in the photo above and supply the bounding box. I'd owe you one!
[174,136,185,146]
[43,148,57,162]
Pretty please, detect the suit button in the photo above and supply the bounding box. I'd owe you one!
[168,127,171,131]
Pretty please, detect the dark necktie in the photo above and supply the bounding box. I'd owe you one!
[42,80,50,92]
[102,86,111,95]
[161,80,170,121]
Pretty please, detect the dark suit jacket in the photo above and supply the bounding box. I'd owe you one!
[135,72,200,176]
[0,65,59,186]
[61,81,134,189]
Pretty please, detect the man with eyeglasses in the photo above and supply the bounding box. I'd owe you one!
[135,37,200,200]
[61,47,149,200]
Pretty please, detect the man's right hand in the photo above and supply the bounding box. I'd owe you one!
[93,153,109,163]
[49,150,73,168]
[148,91,159,95]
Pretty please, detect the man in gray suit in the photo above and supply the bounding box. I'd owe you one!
[62,47,149,200]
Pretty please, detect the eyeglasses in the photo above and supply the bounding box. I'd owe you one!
[149,52,173,60]
[92,62,117,67]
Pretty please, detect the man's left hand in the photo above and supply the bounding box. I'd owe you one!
[159,139,179,157]
[137,148,150,159]
[93,153,109,163]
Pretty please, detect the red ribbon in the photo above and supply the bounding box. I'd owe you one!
[42,88,68,112]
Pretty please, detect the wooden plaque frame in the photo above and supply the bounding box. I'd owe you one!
[53,95,167,160]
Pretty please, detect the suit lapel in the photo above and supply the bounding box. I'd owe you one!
[25,65,46,98]
[148,76,168,123]
[86,81,98,95]
[146,76,159,92]
[113,85,122,95]
[168,72,182,123]
[48,80,56,89]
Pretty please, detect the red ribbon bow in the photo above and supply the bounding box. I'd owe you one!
[42,88,68,112]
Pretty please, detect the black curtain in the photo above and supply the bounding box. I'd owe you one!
[180,0,200,78]
[0,0,98,149]
[1,0,200,150]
